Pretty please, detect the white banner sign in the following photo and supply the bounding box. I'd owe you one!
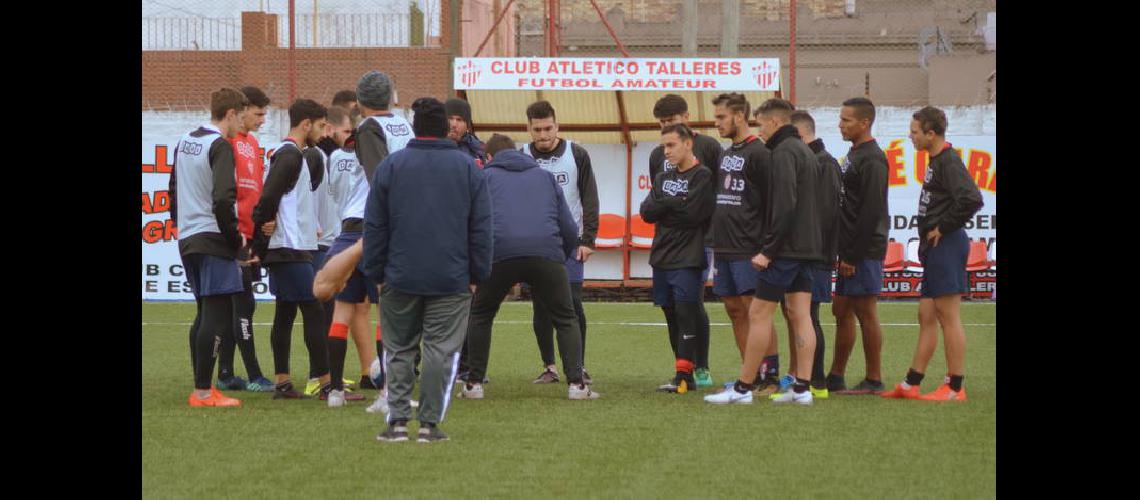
[454,57,780,91]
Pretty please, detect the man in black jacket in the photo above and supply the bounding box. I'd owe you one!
[705,98,823,406]
[827,97,889,395]
[641,124,715,394]
[881,106,982,402]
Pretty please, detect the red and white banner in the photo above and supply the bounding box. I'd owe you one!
[454,57,781,91]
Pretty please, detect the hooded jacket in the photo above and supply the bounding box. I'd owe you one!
[758,124,825,262]
[483,149,578,264]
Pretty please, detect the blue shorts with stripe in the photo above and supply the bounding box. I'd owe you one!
[811,263,834,303]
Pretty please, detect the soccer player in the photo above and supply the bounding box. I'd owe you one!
[708,93,781,394]
[880,106,982,402]
[769,110,842,399]
[214,86,275,393]
[649,94,722,389]
[250,98,332,400]
[705,98,824,406]
[317,90,360,156]
[827,97,890,395]
[522,100,600,385]
[461,134,599,401]
[169,87,248,407]
[642,124,715,394]
[445,98,487,167]
[367,97,493,443]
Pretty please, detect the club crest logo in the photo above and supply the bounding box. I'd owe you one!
[458,60,483,88]
[751,60,778,89]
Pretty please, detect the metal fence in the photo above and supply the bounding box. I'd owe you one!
[282,13,414,48]
[142,17,241,51]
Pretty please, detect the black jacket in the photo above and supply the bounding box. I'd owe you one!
[917,144,984,243]
[758,125,824,262]
[650,132,722,247]
[712,136,770,259]
[810,139,843,265]
[640,163,715,269]
[838,139,890,263]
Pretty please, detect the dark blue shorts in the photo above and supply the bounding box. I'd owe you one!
[755,259,815,302]
[700,247,713,283]
[835,259,883,297]
[310,247,329,272]
[811,263,834,303]
[652,267,703,307]
[327,231,378,304]
[267,261,317,302]
[181,253,243,298]
[919,228,970,298]
[565,255,584,284]
[713,257,762,297]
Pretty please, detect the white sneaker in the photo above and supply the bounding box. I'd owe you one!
[411,399,419,409]
[369,357,384,387]
[365,389,389,414]
[327,389,346,408]
[458,383,484,399]
[568,383,601,400]
[704,387,754,405]
[771,389,813,405]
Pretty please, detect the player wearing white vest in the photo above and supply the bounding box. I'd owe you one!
[168,87,248,408]
[251,98,333,401]
[522,100,599,386]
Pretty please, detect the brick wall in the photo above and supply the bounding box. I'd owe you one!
[142,9,458,110]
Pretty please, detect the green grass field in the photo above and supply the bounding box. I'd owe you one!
[143,300,995,499]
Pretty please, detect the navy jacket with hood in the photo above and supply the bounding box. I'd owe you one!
[483,149,579,264]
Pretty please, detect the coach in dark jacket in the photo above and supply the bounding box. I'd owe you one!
[364,97,492,443]
[461,134,599,401]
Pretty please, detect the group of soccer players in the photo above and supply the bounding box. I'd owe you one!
[170,69,982,418]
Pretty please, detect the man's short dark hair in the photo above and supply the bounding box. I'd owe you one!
[240,86,270,108]
[711,93,750,119]
[332,90,357,108]
[789,110,815,134]
[653,94,688,119]
[755,98,795,122]
[327,106,350,127]
[912,106,947,136]
[842,97,876,125]
[211,88,249,120]
[661,123,695,142]
[484,134,516,157]
[526,100,556,123]
[288,99,327,128]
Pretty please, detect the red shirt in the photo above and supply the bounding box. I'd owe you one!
[231,132,264,239]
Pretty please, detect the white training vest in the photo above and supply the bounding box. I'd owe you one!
[523,139,583,237]
[267,142,319,251]
[365,114,413,154]
[329,148,367,221]
[174,123,233,240]
[311,148,340,247]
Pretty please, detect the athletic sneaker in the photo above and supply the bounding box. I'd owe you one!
[246,377,275,392]
[273,381,308,400]
[532,368,560,384]
[217,375,247,391]
[694,368,714,389]
[365,389,389,414]
[754,379,780,397]
[188,388,241,407]
[778,374,796,392]
[703,387,753,405]
[369,357,384,388]
[880,383,922,399]
[342,378,357,390]
[919,384,967,402]
[417,424,449,443]
[583,370,594,385]
[320,386,366,402]
[825,374,847,392]
[810,387,829,399]
[377,421,409,442]
[458,383,484,399]
[568,383,601,400]
[657,372,695,394]
[327,389,346,407]
[358,376,379,390]
[304,378,321,397]
[836,379,885,395]
[771,389,813,405]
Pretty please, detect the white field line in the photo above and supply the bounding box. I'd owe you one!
[143,320,995,327]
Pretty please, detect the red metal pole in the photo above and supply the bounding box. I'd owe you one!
[474,0,517,57]
[590,0,629,57]
[789,0,796,105]
[288,0,296,103]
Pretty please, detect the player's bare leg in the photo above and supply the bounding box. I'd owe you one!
[829,295,856,379]
[852,295,884,383]
[313,239,362,302]
[722,296,751,359]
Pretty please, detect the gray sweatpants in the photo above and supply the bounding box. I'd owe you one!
[380,286,470,425]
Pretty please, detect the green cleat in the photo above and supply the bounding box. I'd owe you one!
[810,387,829,399]
[694,368,715,389]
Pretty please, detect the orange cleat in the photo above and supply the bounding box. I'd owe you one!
[188,387,242,407]
[880,383,922,399]
[919,384,967,402]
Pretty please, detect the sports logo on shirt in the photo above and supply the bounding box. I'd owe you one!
[179,142,203,156]
[535,157,558,168]
[840,156,851,174]
[720,155,744,172]
[663,159,677,172]
[385,123,410,136]
[554,172,569,186]
[335,158,355,172]
[662,179,689,196]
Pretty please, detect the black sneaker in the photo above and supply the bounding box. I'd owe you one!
[838,378,885,395]
[825,374,847,393]
[377,421,410,442]
[272,381,308,400]
[417,423,449,443]
[358,376,379,390]
[656,372,695,394]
